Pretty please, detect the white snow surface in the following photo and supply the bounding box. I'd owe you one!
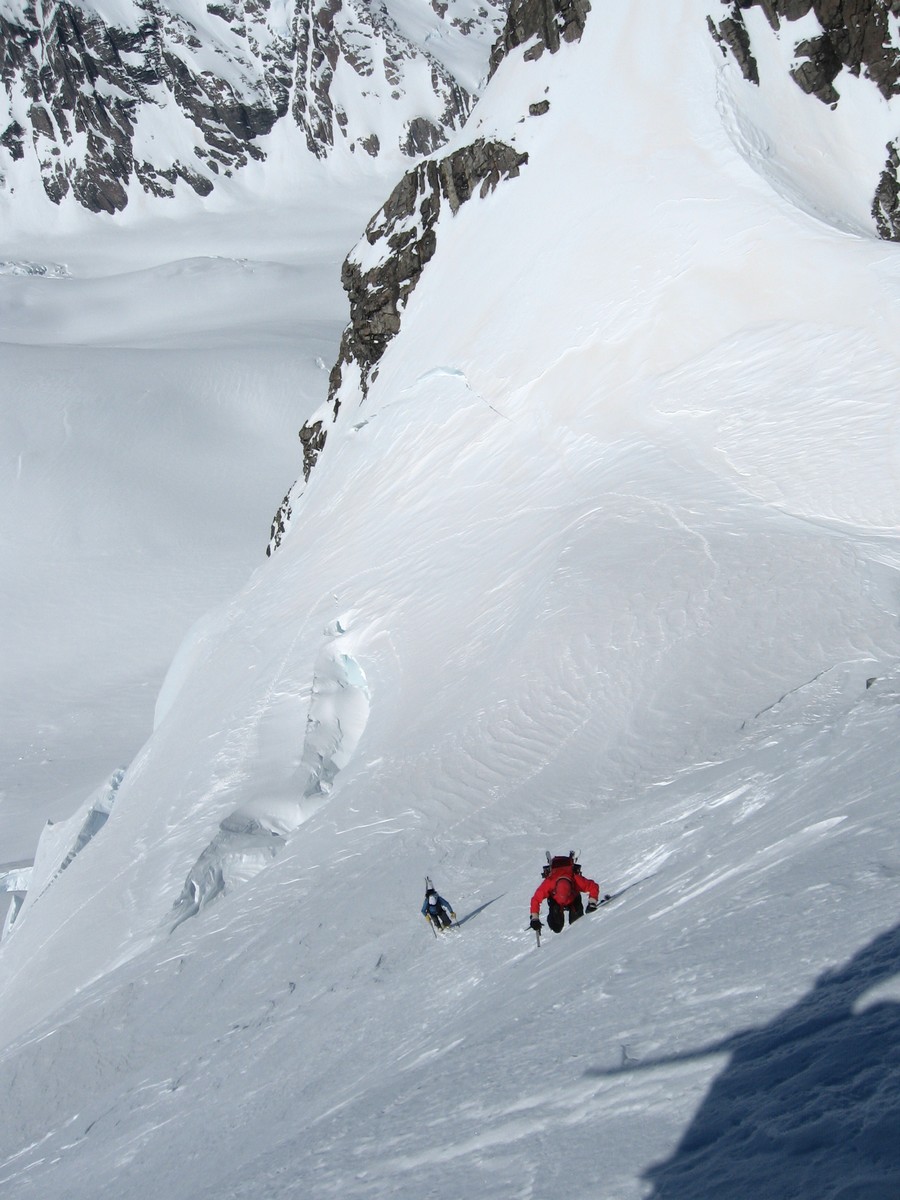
[1,3,900,1198]
[0,173,395,858]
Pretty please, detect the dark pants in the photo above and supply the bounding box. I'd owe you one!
[429,907,452,929]
[547,895,584,933]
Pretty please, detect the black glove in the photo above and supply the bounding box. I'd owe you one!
[586,900,598,913]
[530,917,542,932]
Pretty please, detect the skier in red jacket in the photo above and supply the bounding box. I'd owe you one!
[530,852,601,934]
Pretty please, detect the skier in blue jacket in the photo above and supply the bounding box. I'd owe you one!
[422,885,456,931]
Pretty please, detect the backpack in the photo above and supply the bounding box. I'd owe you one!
[542,851,581,907]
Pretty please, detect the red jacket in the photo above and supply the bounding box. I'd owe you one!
[531,868,600,916]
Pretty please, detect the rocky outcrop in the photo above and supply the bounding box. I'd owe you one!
[266,486,294,558]
[488,0,591,77]
[324,136,528,412]
[873,140,900,239]
[264,418,324,552]
[264,137,528,554]
[790,30,844,103]
[709,1,900,241]
[709,1,900,99]
[0,0,504,212]
[707,11,759,84]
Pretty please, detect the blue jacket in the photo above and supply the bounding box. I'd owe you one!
[422,891,452,916]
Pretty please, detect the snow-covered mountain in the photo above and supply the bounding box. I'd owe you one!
[0,0,506,212]
[2,0,900,1197]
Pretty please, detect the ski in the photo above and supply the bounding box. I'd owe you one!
[584,874,656,917]
[596,874,655,907]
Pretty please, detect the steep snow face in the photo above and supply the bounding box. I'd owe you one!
[1,0,900,1197]
[0,0,507,215]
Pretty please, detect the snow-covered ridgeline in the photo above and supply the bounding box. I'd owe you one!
[269,0,593,545]
[262,0,900,555]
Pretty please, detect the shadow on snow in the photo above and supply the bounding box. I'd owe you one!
[456,895,505,927]
[588,922,900,1199]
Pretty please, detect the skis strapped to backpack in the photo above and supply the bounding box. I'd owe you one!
[541,850,581,878]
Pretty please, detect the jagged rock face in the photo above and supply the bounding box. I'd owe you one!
[710,1,900,99]
[0,0,286,212]
[326,137,529,413]
[290,0,477,161]
[708,9,761,84]
[873,140,900,237]
[488,0,591,77]
[708,1,900,239]
[267,138,528,554]
[264,137,528,552]
[0,0,507,213]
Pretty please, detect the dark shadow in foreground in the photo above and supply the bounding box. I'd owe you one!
[586,922,900,1199]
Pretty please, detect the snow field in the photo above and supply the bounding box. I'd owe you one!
[1,1,900,1197]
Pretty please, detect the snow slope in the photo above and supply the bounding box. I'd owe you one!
[2,1,900,1197]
